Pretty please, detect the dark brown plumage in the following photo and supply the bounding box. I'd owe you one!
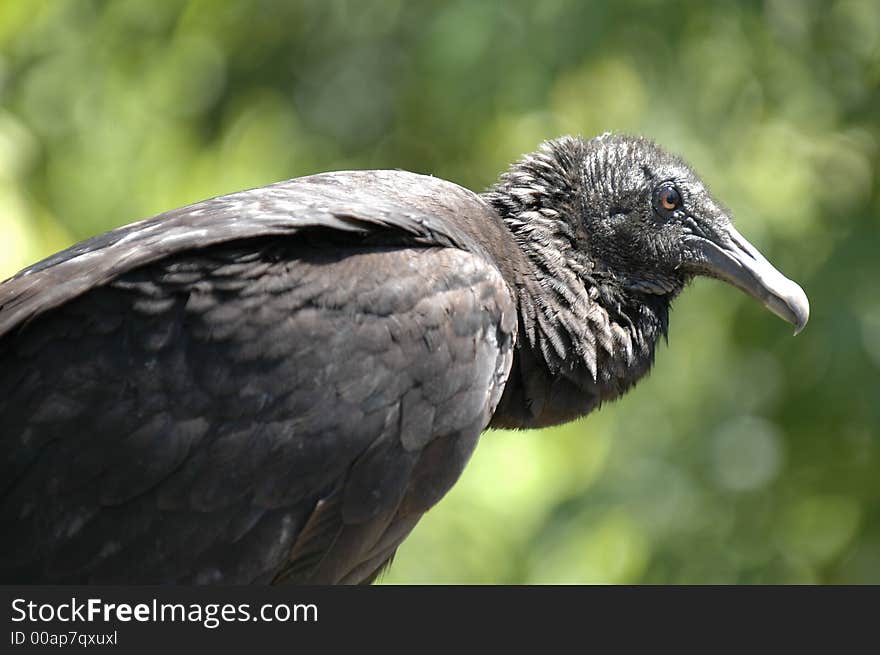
[0,134,808,583]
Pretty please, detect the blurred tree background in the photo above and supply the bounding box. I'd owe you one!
[0,0,877,583]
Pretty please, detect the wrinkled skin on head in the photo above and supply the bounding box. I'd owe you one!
[505,134,810,333]
[585,135,809,332]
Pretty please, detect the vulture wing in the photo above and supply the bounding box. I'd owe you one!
[0,171,517,583]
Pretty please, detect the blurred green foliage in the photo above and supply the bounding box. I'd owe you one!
[0,0,878,583]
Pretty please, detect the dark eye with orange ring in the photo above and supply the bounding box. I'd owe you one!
[654,184,682,214]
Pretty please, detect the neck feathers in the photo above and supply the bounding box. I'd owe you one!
[483,137,673,425]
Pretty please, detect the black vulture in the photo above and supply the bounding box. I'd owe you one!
[0,134,809,584]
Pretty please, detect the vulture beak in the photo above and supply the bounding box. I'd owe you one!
[684,224,810,335]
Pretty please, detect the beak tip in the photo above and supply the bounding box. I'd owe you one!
[786,285,810,336]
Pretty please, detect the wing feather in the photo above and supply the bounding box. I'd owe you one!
[0,171,497,340]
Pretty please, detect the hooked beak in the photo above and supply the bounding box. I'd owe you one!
[683,224,810,335]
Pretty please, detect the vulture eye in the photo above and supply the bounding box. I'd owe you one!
[655,184,682,214]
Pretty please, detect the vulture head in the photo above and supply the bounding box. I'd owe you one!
[485,134,809,426]
[488,133,809,333]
